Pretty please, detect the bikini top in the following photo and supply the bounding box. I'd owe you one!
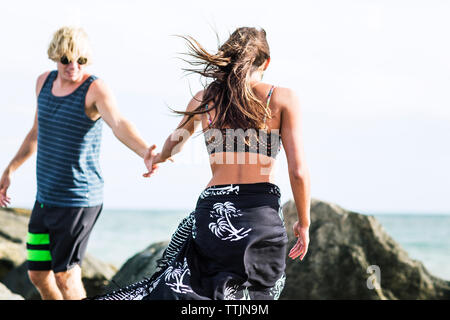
[203,85,282,159]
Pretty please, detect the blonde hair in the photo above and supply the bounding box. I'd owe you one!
[47,26,93,65]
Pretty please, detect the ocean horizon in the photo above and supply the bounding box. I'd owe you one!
[87,208,450,281]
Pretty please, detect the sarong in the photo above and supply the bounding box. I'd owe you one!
[93,182,288,300]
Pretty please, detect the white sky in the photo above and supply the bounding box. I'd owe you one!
[0,0,449,214]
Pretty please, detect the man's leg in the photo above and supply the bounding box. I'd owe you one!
[28,270,63,300]
[54,264,86,300]
[27,201,62,300]
[48,204,102,300]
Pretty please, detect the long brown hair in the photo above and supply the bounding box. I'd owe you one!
[175,27,271,130]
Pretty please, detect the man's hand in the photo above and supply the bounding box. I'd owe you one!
[0,171,12,207]
[143,144,174,178]
[143,145,160,178]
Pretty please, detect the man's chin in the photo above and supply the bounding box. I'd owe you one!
[65,74,81,82]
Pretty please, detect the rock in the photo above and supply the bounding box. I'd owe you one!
[0,282,24,300]
[0,208,117,299]
[81,253,118,297]
[2,253,117,300]
[106,198,450,300]
[2,261,41,300]
[0,208,29,280]
[0,241,27,281]
[103,241,168,293]
[0,208,29,243]
[280,198,450,300]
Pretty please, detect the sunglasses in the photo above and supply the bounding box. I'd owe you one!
[60,55,88,65]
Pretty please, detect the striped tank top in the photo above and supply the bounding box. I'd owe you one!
[36,70,103,207]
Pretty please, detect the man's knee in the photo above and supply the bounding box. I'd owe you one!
[28,270,53,287]
[54,265,81,290]
[54,270,70,290]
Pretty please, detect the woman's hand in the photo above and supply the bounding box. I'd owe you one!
[143,144,173,178]
[143,145,161,178]
[288,221,310,261]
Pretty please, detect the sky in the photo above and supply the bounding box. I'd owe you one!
[0,0,449,214]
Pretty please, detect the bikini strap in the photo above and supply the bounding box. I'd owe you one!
[266,85,275,108]
[205,103,212,127]
[264,85,276,125]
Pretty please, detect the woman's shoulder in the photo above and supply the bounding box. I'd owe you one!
[271,85,297,98]
[262,85,299,111]
[183,90,210,123]
[253,82,297,98]
[186,90,207,110]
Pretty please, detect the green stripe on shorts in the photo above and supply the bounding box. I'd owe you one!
[27,249,52,261]
[27,232,50,245]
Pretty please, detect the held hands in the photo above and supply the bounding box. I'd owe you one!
[143,144,173,178]
[288,221,310,261]
[0,171,12,207]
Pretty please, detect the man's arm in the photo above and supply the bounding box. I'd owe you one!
[0,109,38,207]
[0,72,48,207]
[89,79,149,158]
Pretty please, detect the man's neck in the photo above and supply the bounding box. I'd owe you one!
[55,71,87,87]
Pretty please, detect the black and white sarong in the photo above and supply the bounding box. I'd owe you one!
[94,182,288,300]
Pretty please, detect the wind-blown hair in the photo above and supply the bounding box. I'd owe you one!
[176,27,271,130]
[47,26,93,65]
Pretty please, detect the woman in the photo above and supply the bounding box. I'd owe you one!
[95,27,311,300]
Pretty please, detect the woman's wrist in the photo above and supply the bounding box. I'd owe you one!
[297,219,310,229]
[4,165,14,176]
[157,152,169,163]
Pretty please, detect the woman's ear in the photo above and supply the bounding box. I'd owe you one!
[263,57,271,71]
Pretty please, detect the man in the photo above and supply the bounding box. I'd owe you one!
[0,26,154,300]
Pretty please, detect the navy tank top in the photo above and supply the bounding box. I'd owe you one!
[36,70,103,207]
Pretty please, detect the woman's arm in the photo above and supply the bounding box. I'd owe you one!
[143,91,204,177]
[279,87,311,260]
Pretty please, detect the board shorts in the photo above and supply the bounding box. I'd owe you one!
[26,200,102,273]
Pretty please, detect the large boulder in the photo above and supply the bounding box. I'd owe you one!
[81,253,118,296]
[0,208,117,300]
[106,198,450,300]
[0,208,29,242]
[0,242,27,282]
[280,199,450,300]
[0,282,24,300]
[0,208,29,280]
[103,241,168,293]
[2,253,117,300]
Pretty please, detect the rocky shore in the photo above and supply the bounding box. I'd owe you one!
[0,207,117,300]
[1,199,449,300]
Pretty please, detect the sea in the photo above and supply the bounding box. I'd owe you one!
[87,209,450,281]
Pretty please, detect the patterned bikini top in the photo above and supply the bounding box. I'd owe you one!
[204,86,282,159]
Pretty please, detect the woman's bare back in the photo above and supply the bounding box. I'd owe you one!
[200,82,283,187]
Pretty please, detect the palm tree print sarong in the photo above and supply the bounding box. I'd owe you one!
[93,182,288,300]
